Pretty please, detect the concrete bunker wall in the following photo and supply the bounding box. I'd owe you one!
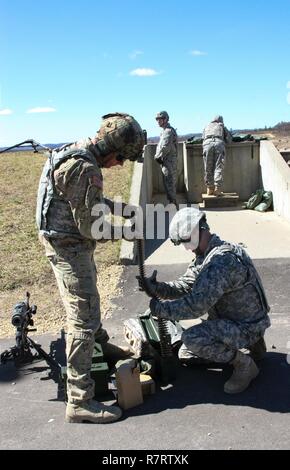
[260,141,290,222]
[145,142,261,202]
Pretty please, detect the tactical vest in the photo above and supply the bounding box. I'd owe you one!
[204,122,225,141]
[201,243,270,315]
[36,146,98,239]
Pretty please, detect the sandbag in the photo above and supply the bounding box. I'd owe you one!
[255,191,273,212]
[245,189,264,209]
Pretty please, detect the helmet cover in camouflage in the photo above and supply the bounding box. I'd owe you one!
[156,111,169,121]
[169,207,206,247]
[212,115,224,123]
[96,113,145,161]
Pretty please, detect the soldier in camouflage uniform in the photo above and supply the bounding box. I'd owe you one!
[154,111,178,206]
[36,113,145,423]
[143,207,270,394]
[203,115,232,196]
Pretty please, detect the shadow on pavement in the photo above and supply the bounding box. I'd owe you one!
[0,332,66,400]
[1,339,289,415]
[126,352,290,417]
[145,210,170,260]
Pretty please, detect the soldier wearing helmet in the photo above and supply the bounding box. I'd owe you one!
[202,115,232,196]
[154,111,178,206]
[36,113,145,424]
[140,207,271,395]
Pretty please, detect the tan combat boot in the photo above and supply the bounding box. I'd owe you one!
[207,187,215,196]
[65,399,122,424]
[214,186,223,197]
[249,337,267,361]
[224,351,259,394]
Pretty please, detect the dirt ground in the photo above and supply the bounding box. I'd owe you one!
[0,263,124,339]
[251,130,290,152]
[272,134,290,152]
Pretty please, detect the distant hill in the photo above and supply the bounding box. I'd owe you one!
[272,121,290,135]
[1,121,289,153]
[236,121,290,135]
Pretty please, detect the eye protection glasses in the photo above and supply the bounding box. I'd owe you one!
[171,237,192,246]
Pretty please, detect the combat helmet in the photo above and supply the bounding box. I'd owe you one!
[96,113,145,161]
[169,207,206,250]
[156,111,169,121]
[212,115,224,124]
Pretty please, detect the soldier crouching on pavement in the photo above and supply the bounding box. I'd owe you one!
[36,113,145,423]
[140,207,271,394]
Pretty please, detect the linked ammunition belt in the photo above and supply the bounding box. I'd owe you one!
[136,239,175,383]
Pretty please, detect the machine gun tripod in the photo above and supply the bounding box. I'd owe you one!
[0,292,60,372]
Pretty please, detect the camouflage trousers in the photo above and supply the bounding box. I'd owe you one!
[178,317,270,363]
[43,238,109,404]
[161,157,177,203]
[203,140,226,189]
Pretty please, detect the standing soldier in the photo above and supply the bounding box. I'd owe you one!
[154,111,178,206]
[202,115,232,196]
[36,113,145,423]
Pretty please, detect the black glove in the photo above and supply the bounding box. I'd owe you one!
[136,270,158,296]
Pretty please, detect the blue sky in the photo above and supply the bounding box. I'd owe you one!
[1,0,290,146]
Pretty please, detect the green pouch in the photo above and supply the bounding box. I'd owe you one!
[255,191,273,212]
[246,189,264,209]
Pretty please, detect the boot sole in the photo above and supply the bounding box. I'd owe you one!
[65,415,120,424]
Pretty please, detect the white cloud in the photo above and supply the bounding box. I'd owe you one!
[189,50,207,56]
[26,107,56,114]
[287,81,290,89]
[129,50,143,60]
[0,108,13,115]
[130,68,160,77]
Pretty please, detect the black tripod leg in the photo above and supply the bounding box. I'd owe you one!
[26,337,60,371]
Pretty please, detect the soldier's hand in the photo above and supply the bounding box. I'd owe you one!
[136,270,158,295]
[155,157,163,165]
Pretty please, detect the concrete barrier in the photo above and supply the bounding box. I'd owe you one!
[120,140,290,264]
[119,160,144,265]
[120,144,185,264]
[149,143,185,194]
[260,141,290,222]
[184,142,261,202]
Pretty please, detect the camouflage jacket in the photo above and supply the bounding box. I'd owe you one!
[36,139,108,244]
[154,124,178,163]
[153,235,270,325]
[203,122,232,144]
